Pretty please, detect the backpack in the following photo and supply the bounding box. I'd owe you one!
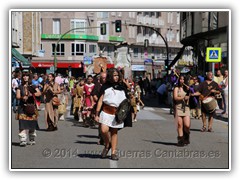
[115,99,131,124]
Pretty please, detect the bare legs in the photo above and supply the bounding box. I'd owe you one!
[100,124,119,159]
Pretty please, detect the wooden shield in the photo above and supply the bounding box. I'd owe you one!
[93,57,107,73]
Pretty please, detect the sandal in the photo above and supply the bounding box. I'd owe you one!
[101,143,111,158]
[208,128,214,132]
[201,127,207,132]
[101,147,110,158]
[111,154,119,161]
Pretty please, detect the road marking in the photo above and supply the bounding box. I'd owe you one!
[162,108,170,111]
[109,159,118,168]
[142,107,155,111]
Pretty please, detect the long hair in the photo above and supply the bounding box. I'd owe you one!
[177,75,189,93]
[106,68,123,84]
[21,72,32,85]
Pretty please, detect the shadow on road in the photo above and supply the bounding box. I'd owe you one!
[143,139,177,146]
[12,142,21,147]
[75,140,98,145]
[190,128,202,132]
[77,135,99,139]
[77,153,102,159]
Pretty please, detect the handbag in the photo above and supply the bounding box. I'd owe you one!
[115,99,131,124]
[24,104,36,116]
[52,96,60,106]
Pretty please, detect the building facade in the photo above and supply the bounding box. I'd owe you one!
[29,11,182,78]
[179,11,229,75]
[11,11,41,70]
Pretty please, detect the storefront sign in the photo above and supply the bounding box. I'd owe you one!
[131,65,146,71]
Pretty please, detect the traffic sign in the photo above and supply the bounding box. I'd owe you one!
[206,47,222,62]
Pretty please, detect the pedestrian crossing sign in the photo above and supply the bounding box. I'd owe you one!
[206,47,222,62]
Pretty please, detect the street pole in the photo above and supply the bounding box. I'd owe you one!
[128,23,169,74]
[53,26,101,75]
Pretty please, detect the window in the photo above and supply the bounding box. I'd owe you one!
[71,43,85,56]
[177,12,180,24]
[150,12,155,17]
[118,12,122,17]
[129,26,135,38]
[97,12,109,18]
[70,19,86,33]
[133,48,138,57]
[137,27,142,34]
[53,19,60,34]
[129,12,135,18]
[156,12,161,18]
[107,46,112,56]
[111,12,116,16]
[40,18,42,34]
[89,44,97,54]
[52,43,65,55]
[154,49,160,59]
[176,30,180,42]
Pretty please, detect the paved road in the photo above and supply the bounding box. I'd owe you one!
[11,97,229,169]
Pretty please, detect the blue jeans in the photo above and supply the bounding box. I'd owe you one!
[12,90,19,111]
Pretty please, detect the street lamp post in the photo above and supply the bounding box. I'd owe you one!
[128,23,169,74]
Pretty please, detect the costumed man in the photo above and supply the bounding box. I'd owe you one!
[191,72,220,132]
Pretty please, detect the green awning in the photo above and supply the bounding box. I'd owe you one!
[12,48,31,66]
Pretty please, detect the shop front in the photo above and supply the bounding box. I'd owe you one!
[31,62,84,77]
[131,65,146,79]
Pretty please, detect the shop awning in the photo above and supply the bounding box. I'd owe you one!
[11,48,31,67]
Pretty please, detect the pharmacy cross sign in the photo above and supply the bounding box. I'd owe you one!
[206,47,222,62]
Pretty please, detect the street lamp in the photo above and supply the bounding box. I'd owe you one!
[128,23,169,74]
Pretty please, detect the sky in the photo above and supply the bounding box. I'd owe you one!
[1,0,238,178]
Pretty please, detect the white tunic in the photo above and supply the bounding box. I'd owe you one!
[99,87,126,128]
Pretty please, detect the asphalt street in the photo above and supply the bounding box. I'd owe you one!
[10,96,229,169]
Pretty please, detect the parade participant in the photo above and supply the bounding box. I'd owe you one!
[191,72,220,132]
[73,79,85,122]
[83,75,95,126]
[189,76,201,119]
[16,72,41,146]
[43,73,61,131]
[130,92,138,122]
[173,75,191,146]
[91,72,107,145]
[94,68,129,160]
[58,84,68,121]
[134,80,145,109]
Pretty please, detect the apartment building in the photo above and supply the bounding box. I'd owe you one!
[179,11,229,74]
[30,11,182,78]
[11,11,41,70]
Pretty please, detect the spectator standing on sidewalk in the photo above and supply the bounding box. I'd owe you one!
[221,69,228,118]
[12,72,21,113]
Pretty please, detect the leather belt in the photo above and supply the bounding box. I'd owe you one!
[102,103,117,115]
